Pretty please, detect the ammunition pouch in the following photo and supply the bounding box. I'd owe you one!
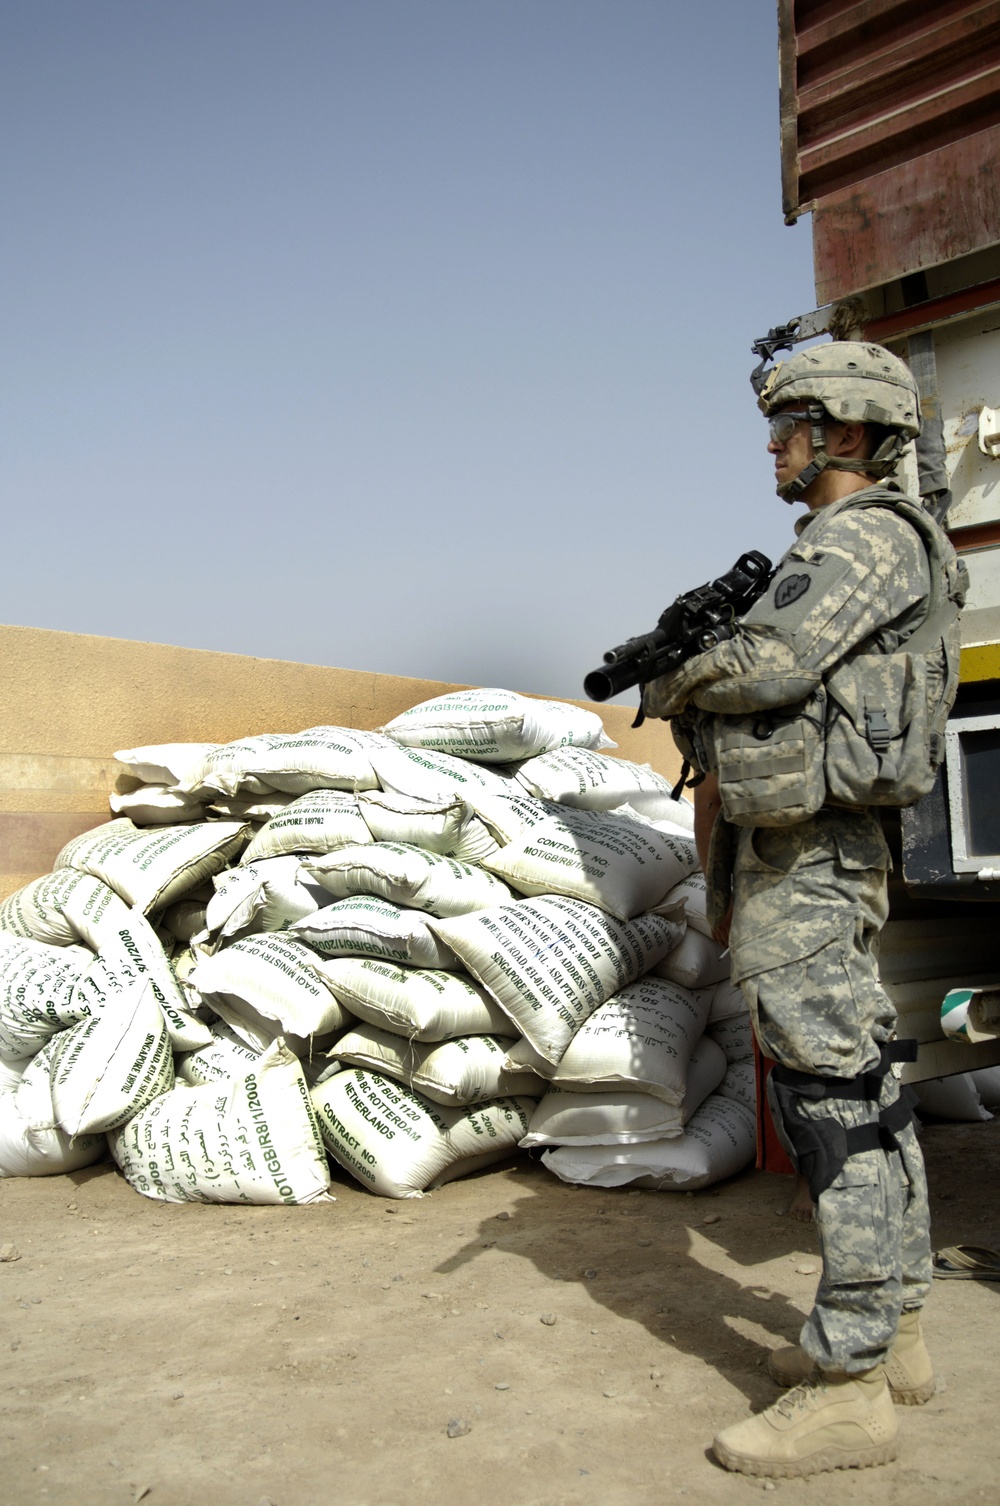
[707,690,827,828]
[823,646,954,809]
[767,1040,918,1202]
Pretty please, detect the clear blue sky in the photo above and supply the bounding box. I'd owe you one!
[2,2,816,702]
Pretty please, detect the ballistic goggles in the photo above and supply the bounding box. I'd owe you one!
[767,410,813,444]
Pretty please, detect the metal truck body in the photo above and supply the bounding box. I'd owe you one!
[773,0,1000,1078]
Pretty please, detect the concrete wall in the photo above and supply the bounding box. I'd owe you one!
[0,624,683,900]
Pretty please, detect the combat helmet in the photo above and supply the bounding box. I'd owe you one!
[757,340,920,502]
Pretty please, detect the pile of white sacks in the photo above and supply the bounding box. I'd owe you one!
[0,688,756,1203]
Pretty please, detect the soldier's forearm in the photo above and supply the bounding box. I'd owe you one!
[687,632,822,714]
[693,772,721,874]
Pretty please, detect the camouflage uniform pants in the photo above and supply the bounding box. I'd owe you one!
[727,808,932,1375]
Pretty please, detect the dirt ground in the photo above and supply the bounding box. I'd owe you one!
[1,1118,999,1506]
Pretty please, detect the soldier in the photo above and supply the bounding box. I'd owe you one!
[643,341,966,1478]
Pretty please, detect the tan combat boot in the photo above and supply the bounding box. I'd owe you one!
[767,1308,935,1405]
[712,1368,898,1478]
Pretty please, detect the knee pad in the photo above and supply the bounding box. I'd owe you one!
[768,1041,918,1202]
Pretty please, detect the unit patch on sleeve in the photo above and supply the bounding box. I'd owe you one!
[774,573,811,610]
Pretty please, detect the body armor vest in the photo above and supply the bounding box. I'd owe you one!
[701,489,967,826]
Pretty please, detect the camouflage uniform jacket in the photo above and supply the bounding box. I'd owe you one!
[643,484,934,726]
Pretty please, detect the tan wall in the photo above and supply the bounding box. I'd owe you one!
[0,624,683,899]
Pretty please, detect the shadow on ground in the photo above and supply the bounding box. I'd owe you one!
[434,1116,1000,1406]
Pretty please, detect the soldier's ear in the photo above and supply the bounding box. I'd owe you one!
[829,421,869,459]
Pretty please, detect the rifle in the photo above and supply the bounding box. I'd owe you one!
[583,550,775,725]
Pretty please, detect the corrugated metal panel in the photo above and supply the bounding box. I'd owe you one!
[781,0,1000,217]
[779,0,1000,298]
[812,124,1000,301]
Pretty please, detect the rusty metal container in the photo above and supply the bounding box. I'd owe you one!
[778,0,1000,304]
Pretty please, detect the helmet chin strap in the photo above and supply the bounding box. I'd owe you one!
[776,403,829,502]
[776,403,905,502]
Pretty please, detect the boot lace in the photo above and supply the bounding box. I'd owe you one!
[773,1375,824,1420]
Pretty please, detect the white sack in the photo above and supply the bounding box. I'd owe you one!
[382,687,613,764]
[541,1094,756,1191]
[500,1035,549,1075]
[204,856,328,940]
[303,843,512,918]
[110,1039,332,1204]
[310,1067,533,1198]
[472,790,553,846]
[109,787,208,825]
[656,871,713,937]
[358,789,468,851]
[313,957,511,1040]
[482,806,697,921]
[369,743,516,806]
[99,908,212,1051]
[637,793,696,829]
[0,1094,105,1177]
[160,898,210,943]
[329,1024,542,1106]
[970,1066,1000,1109]
[411,1035,543,1105]
[188,934,354,1051]
[15,1040,68,1128]
[429,897,681,1065]
[357,789,499,864]
[51,954,174,1137]
[434,1093,532,1174]
[170,945,199,987]
[0,1058,25,1092]
[188,727,390,797]
[175,1018,262,1086]
[914,1074,992,1122]
[523,1089,684,1147]
[0,935,92,1060]
[153,925,177,959]
[0,1044,105,1177]
[513,747,676,815]
[207,794,297,821]
[55,818,248,912]
[290,897,460,971]
[715,1060,756,1114]
[114,742,219,787]
[60,874,137,950]
[19,896,209,1051]
[701,978,748,1025]
[450,820,507,864]
[522,1035,728,1147]
[241,790,374,863]
[544,977,712,1105]
[707,1014,754,1065]
[0,870,131,949]
[653,929,730,990]
[0,872,82,946]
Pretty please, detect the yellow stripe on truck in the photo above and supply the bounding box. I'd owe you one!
[960,642,1000,682]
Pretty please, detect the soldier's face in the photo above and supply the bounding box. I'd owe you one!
[767,405,814,493]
